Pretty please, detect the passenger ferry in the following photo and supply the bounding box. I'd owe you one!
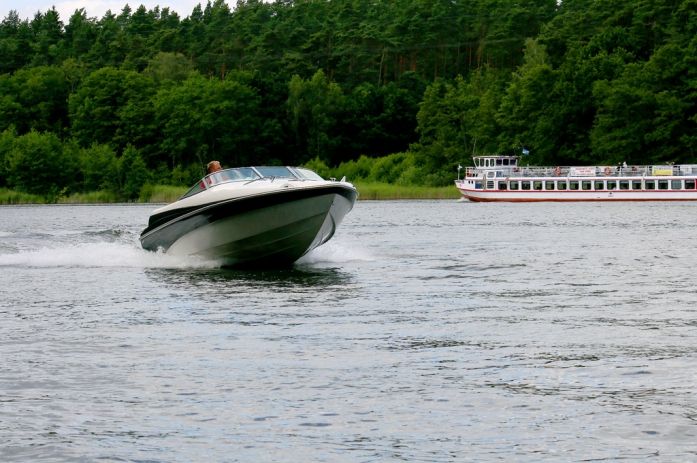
[455,155,697,202]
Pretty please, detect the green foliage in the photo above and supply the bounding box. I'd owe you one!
[68,67,156,152]
[154,72,261,167]
[327,152,421,185]
[144,52,195,84]
[0,187,46,204]
[0,66,70,134]
[287,70,344,165]
[591,43,695,164]
[352,181,460,200]
[171,163,203,186]
[0,0,695,199]
[139,184,187,203]
[4,130,79,198]
[0,126,16,186]
[412,69,507,185]
[79,143,119,192]
[58,190,119,203]
[119,145,150,200]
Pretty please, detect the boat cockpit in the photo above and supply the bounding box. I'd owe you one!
[181,166,325,200]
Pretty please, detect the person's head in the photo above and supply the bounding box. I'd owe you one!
[207,160,222,174]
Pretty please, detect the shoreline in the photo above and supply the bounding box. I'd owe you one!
[0,182,461,205]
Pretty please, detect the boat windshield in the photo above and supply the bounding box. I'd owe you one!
[292,167,324,181]
[253,166,296,178]
[215,167,259,182]
[178,166,325,200]
[180,167,261,199]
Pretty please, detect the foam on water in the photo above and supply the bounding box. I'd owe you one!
[0,237,369,269]
[0,241,221,269]
[298,241,374,264]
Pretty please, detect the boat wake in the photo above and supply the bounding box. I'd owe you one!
[0,234,370,270]
[0,241,221,269]
[298,241,373,265]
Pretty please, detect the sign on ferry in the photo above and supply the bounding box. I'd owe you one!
[652,166,673,176]
[569,167,596,177]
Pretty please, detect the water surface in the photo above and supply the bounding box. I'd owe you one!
[1,201,696,462]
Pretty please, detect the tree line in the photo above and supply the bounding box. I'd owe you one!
[0,0,694,200]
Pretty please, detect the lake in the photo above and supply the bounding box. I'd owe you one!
[1,200,696,462]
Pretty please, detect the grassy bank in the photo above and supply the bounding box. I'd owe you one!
[353,181,460,200]
[57,190,120,204]
[139,184,188,203]
[0,182,460,205]
[0,188,47,204]
[139,181,462,201]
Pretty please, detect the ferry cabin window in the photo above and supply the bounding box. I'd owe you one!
[521,181,531,190]
[498,181,507,190]
[475,181,483,189]
[582,181,592,190]
[619,181,630,190]
[645,180,655,189]
[658,180,669,190]
[595,181,605,190]
[632,180,642,190]
[607,181,617,190]
[486,181,495,189]
[686,180,696,189]
[558,181,567,190]
[569,181,579,190]
[533,181,543,190]
[509,181,519,190]
[671,180,682,189]
[496,159,503,166]
[545,181,554,190]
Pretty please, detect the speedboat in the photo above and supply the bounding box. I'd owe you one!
[140,166,358,266]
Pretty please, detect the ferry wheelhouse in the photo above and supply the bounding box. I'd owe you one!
[455,156,697,202]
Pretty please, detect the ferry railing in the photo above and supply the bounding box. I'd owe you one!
[464,165,697,178]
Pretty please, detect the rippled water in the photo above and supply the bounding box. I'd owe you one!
[1,201,697,462]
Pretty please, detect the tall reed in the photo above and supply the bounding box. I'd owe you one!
[353,181,460,200]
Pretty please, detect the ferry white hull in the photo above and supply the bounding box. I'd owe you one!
[455,156,697,203]
[456,184,697,202]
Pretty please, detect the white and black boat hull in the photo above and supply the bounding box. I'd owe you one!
[140,185,356,267]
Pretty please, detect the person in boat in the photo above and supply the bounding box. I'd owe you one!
[200,160,223,188]
[207,160,222,174]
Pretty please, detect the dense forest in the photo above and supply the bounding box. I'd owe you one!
[0,0,695,200]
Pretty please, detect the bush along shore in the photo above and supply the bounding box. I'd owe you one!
[0,182,461,205]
